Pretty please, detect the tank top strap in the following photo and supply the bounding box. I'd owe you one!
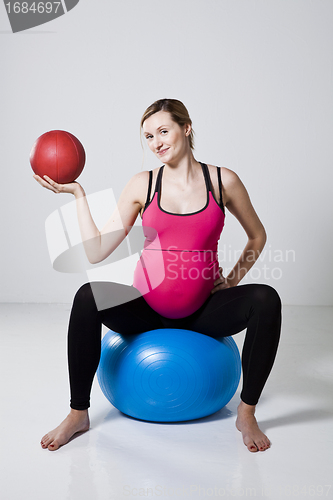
[217,166,223,207]
[144,170,153,210]
[201,162,225,214]
[200,162,213,194]
[154,165,164,195]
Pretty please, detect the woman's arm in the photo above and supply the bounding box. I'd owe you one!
[213,168,267,291]
[34,171,148,264]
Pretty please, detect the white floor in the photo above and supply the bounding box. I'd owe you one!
[1,304,332,500]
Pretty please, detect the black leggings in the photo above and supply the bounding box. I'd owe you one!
[68,282,282,410]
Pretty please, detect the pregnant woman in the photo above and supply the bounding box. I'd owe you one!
[35,98,281,453]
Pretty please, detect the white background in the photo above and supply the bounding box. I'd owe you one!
[1,0,332,305]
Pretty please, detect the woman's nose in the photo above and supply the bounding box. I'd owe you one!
[153,136,163,150]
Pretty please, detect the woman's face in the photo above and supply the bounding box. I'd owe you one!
[142,111,191,163]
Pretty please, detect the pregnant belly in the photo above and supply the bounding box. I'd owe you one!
[133,249,219,319]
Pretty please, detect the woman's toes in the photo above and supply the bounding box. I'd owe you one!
[244,438,258,452]
[258,440,270,451]
[48,441,60,451]
[41,435,52,448]
[41,434,48,443]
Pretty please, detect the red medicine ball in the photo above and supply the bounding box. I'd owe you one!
[30,130,86,184]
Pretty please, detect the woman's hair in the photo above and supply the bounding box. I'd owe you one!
[141,98,195,150]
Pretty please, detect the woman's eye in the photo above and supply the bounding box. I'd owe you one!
[161,130,168,135]
[146,135,153,140]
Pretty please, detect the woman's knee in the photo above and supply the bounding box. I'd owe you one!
[252,284,282,314]
[72,283,96,311]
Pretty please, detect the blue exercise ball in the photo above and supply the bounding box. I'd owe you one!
[97,328,241,422]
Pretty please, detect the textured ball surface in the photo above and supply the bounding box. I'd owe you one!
[97,328,241,422]
[30,130,85,183]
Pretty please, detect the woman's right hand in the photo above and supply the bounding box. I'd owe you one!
[210,267,231,294]
[33,174,84,198]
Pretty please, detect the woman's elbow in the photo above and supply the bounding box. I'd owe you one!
[87,249,112,265]
[259,226,267,249]
[87,254,103,265]
[250,225,266,250]
[87,256,97,265]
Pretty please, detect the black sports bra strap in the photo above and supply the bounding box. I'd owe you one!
[217,166,223,207]
[201,162,212,194]
[202,162,225,213]
[155,165,164,194]
[144,170,153,210]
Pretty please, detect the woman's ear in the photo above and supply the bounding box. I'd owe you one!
[184,123,192,136]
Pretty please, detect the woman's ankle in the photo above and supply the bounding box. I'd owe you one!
[69,408,89,417]
[238,401,256,415]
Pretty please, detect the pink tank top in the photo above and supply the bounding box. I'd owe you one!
[133,162,225,319]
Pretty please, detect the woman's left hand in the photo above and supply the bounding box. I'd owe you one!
[210,267,231,294]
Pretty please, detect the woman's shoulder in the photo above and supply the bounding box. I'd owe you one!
[206,164,238,183]
[124,168,159,208]
[206,164,241,191]
[206,164,243,207]
[130,167,160,182]
[126,169,149,193]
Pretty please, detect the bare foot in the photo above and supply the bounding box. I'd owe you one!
[235,401,270,452]
[41,409,90,451]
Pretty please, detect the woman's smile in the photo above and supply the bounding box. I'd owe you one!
[157,147,170,156]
